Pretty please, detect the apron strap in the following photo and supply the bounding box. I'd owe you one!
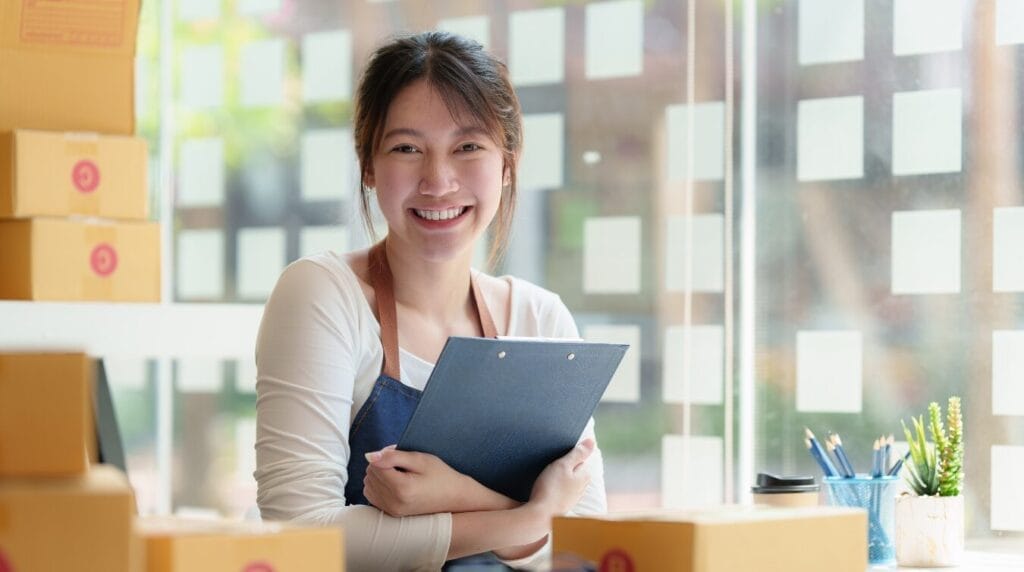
[368,240,499,381]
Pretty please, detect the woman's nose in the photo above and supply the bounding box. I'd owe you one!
[418,154,458,196]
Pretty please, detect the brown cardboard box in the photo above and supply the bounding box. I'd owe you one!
[0,465,137,572]
[0,352,93,476]
[0,0,139,135]
[552,506,867,572]
[0,130,148,219]
[0,218,160,301]
[137,517,345,572]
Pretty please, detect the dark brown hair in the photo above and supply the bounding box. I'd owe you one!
[353,31,522,269]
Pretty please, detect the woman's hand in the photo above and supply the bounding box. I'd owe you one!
[525,438,595,518]
[363,446,518,517]
[490,439,595,561]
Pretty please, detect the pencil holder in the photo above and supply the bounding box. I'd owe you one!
[824,475,898,566]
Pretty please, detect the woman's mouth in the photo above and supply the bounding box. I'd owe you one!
[412,206,469,221]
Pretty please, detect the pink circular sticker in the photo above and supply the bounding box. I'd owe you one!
[599,549,635,572]
[72,160,100,193]
[90,243,118,277]
[242,562,274,572]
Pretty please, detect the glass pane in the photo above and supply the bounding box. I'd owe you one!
[757,0,1024,540]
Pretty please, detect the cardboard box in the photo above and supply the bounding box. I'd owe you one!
[137,517,345,572]
[0,465,138,572]
[0,352,93,476]
[552,506,867,572]
[0,130,148,219]
[0,0,139,135]
[0,218,160,301]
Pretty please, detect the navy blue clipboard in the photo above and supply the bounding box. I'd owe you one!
[396,336,627,503]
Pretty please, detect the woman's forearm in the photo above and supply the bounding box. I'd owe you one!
[447,504,550,560]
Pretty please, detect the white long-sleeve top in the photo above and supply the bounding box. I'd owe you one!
[254,252,607,572]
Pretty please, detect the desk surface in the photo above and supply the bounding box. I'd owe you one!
[888,540,1024,571]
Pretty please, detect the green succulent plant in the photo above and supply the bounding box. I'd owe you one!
[901,396,964,497]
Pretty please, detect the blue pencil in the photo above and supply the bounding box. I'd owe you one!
[871,438,882,478]
[805,438,837,477]
[804,428,839,477]
[887,451,910,476]
[829,433,856,478]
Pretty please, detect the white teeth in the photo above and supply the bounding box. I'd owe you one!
[414,207,465,221]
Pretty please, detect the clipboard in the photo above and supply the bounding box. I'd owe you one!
[396,336,628,503]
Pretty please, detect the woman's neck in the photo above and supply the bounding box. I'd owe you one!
[384,238,475,324]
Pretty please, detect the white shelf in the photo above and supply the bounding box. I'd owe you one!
[0,301,264,359]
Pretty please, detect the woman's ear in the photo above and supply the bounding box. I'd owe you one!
[502,164,511,187]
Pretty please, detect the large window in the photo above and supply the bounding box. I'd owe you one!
[93,0,1024,544]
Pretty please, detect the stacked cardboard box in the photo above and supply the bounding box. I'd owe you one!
[0,0,159,302]
[0,353,346,570]
[552,505,868,572]
[0,353,139,571]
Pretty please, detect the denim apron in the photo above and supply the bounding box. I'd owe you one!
[345,241,507,569]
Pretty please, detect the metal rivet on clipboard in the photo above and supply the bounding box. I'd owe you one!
[567,353,575,361]
[498,351,506,359]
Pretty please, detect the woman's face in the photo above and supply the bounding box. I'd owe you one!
[366,79,507,263]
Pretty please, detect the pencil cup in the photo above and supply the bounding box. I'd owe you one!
[824,476,898,566]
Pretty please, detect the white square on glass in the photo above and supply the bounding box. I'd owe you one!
[179,138,225,207]
[893,0,962,56]
[892,89,962,176]
[991,445,1024,531]
[236,357,257,394]
[891,209,961,294]
[240,39,285,107]
[237,0,280,16]
[799,0,864,65]
[663,325,723,405]
[519,113,564,191]
[509,8,565,86]
[176,357,223,393]
[665,214,724,293]
[797,96,863,181]
[237,227,287,301]
[104,357,148,391]
[584,217,641,294]
[177,230,224,300]
[235,418,257,481]
[662,435,723,508]
[585,0,643,80]
[992,331,1024,416]
[993,207,1024,292]
[180,45,224,109]
[997,0,1024,45]
[179,0,221,22]
[302,30,352,103]
[437,15,490,49]
[300,226,349,258]
[583,324,641,403]
[301,129,355,201]
[796,330,862,413]
[666,102,725,182]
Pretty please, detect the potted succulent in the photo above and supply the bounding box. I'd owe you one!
[895,396,964,567]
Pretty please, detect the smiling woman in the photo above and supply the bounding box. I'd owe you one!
[254,32,607,572]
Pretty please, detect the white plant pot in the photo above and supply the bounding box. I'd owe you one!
[895,494,964,567]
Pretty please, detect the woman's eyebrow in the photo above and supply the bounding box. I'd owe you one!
[381,127,423,140]
[381,126,489,141]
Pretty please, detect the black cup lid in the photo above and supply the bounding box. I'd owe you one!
[751,473,819,494]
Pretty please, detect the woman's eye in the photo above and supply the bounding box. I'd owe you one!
[459,143,482,152]
[392,144,418,154]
